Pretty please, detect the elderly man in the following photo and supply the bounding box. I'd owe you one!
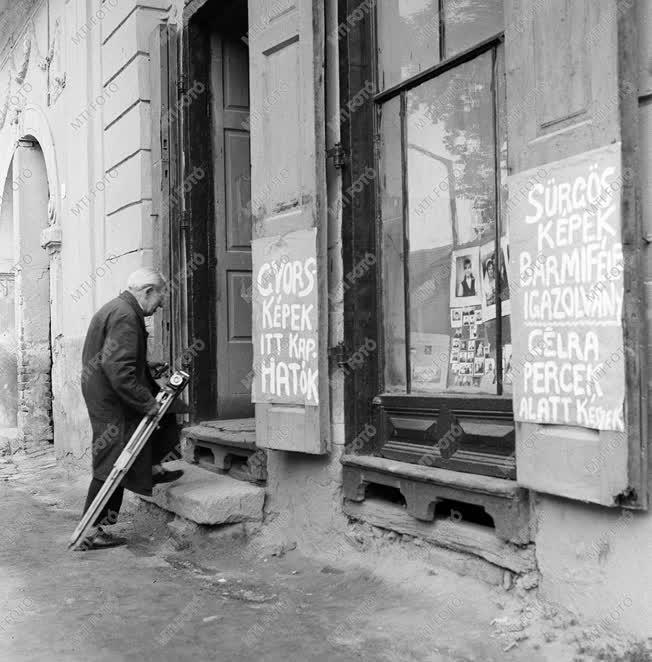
[79,267,183,550]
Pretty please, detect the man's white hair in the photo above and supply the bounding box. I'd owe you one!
[126,267,166,292]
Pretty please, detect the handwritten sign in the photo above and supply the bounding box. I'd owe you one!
[508,143,625,431]
[252,229,320,405]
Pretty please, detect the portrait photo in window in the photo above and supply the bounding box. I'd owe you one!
[500,236,511,316]
[480,241,497,321]
[450,246,481,308]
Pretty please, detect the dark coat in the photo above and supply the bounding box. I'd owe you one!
[81,291,179,496]
[460,276,476,297]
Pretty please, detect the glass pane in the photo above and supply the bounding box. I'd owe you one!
[497,45,508,232]
[496,45,511,395]
[406,51,498,394]
[443,0,503,58]
[377,0,440,91]
[379,97,407,391]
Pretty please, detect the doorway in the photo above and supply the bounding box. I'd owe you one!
[209,24,253,419]
[6,140,54,449]
[184,0,253,421]
[0,163,18,447]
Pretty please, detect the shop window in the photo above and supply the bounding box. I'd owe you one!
[380,48,509,396]
[344,0,645,504]
[372,6,513,477]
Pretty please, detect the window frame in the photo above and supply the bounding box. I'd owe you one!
[376,35,507,397]
[339,0,515,478]
[374,31,503,106]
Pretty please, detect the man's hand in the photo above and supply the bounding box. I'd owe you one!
[146,399,160,416]
[148,361,169,379]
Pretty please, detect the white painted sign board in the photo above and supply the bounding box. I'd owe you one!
[508,143,625,432]
[252,228,320,406]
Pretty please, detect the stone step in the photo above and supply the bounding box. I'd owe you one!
[141,460,265,525]
[183,418,256,450]
[182,419,266,483]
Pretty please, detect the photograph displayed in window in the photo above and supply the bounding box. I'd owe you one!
[408,51,497,393]
[379,46,510,396]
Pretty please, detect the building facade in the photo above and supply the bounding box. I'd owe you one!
[1,0,651,640]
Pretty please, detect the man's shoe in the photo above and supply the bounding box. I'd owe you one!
[153,468,184,484]
[78,529,127,551]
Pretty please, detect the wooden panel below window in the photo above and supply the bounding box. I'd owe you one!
[375,393,515,479]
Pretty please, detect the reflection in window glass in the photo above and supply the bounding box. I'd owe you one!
[408,52,496,247]
[406,124,453,392]
[377,0,440,91]
[496,45,512,394]
[379,97,406,391]
[443,0,503,58]
[406,51,498,394]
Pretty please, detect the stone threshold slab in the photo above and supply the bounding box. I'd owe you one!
[140,460,265,525]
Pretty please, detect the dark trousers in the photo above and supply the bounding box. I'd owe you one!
[83,477,124,527]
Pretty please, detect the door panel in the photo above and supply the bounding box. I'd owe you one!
[225,130,252,250]
[227,271,252,339]
[248,0,330,453]
[211,33,254,419]
[505,0,645,507]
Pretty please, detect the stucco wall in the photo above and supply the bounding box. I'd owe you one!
[0,0,167,459]
[0,2,93,455]
[534,495,652,638]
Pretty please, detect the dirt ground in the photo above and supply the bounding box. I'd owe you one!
[0,450,649,662]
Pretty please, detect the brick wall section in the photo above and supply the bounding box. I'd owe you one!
[17,340,52,447]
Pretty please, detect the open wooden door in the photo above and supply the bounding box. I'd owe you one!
[247,0,330,453]
[210,32,254,419]
[505,0,646,507]
[150,22,185,372]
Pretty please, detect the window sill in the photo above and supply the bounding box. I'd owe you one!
[374,391,514,409]
[341,454,530,544]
